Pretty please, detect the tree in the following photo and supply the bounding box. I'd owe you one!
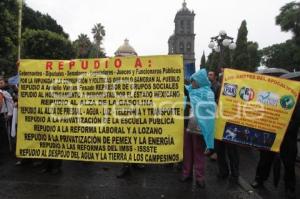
[88,44,106,58]
[276,2,300,45]
[206,51,219,72]
[223,48,232,68]
[232,20,251,71]
[260,40,300,71]
[200,51,206,69]
[0,0,73,76]
[22,5,69,38]
[91,23,106,58]
[22,29,74,59]
[247,41,261,70]
[73,34,93,58]
[0,0,18,63]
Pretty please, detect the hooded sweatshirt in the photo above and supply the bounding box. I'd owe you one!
[186,69,216,149]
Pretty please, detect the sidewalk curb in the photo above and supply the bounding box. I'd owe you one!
[239,176,263,199]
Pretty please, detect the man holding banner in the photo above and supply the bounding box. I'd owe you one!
[251,93,300,199]
[210,72,240,182]
[215,68,300,199]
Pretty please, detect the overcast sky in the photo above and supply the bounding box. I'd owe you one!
[25,0,292,66]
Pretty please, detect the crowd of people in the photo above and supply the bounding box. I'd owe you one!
[180,69,299,199]
[0,67,299,199]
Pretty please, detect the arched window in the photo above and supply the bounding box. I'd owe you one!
[187,42,191,52]
[179,42,184,53]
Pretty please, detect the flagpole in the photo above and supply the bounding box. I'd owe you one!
[17,0,23,61]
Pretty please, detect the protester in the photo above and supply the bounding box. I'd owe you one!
[0,86,14,163]
[207,71,221,160]
[114,51,145,178]
[211,72,240,183]
[208,71,239,182]
[0,90,5,165]
[280,97,300,199]
[251,95,300,199]
[180,69,216,188]
[0,77,17,101]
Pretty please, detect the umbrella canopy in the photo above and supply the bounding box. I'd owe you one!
[280,72,300,81]
[256,68,289,77]
[8,74,19,85]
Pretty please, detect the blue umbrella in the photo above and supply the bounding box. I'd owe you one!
[8,74,19,85]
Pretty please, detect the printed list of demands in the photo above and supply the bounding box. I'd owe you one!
[18,67,183,163]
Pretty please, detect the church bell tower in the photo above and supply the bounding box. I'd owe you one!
[168,0,195,79]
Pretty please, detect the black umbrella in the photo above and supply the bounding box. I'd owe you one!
[256,68,289,77]
[280,72,300,81]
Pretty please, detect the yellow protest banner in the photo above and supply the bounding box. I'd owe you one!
[215,68,300,152]
[16,55,184,163]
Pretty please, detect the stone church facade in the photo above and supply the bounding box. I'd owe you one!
[168,1,195,79]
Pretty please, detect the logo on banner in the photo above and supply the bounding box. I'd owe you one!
[239,87,255,101]
[257,91,279,106]
[280,95,295,110]
[223,83,238,97]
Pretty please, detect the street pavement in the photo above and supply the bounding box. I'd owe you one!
[0,153,258,199]
[239,147,300,199]
[0,147,298,199]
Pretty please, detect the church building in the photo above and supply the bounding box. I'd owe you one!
[168,1,195,79]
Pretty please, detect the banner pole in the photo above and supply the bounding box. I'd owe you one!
[17,0,23,61]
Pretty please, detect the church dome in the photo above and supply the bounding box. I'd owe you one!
[114,39,137,56]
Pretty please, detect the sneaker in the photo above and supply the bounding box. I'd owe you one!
[204,149,213,156]
[209,153,217,161]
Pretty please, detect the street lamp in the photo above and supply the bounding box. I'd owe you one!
[208,30,236,73]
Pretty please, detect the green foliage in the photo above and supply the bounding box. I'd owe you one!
[22,29,74,59]
[200,51,206,69]
[232,20,260,72]
[22,5,69,38]
[247,41,261,70]
[233,20,251,71]
[260,1,300,72]
[0,58,16,78]
[73,34,93,58]
[72,33,106,58]
[21,4,73,60]
[260,40,300,71]
[223,48,232,68]
[0,0,18,64]
[276,1,300,45]
[0,0,73,76]
[205,52,219,72]
[88,44,106,58]
[91,23,106,58]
